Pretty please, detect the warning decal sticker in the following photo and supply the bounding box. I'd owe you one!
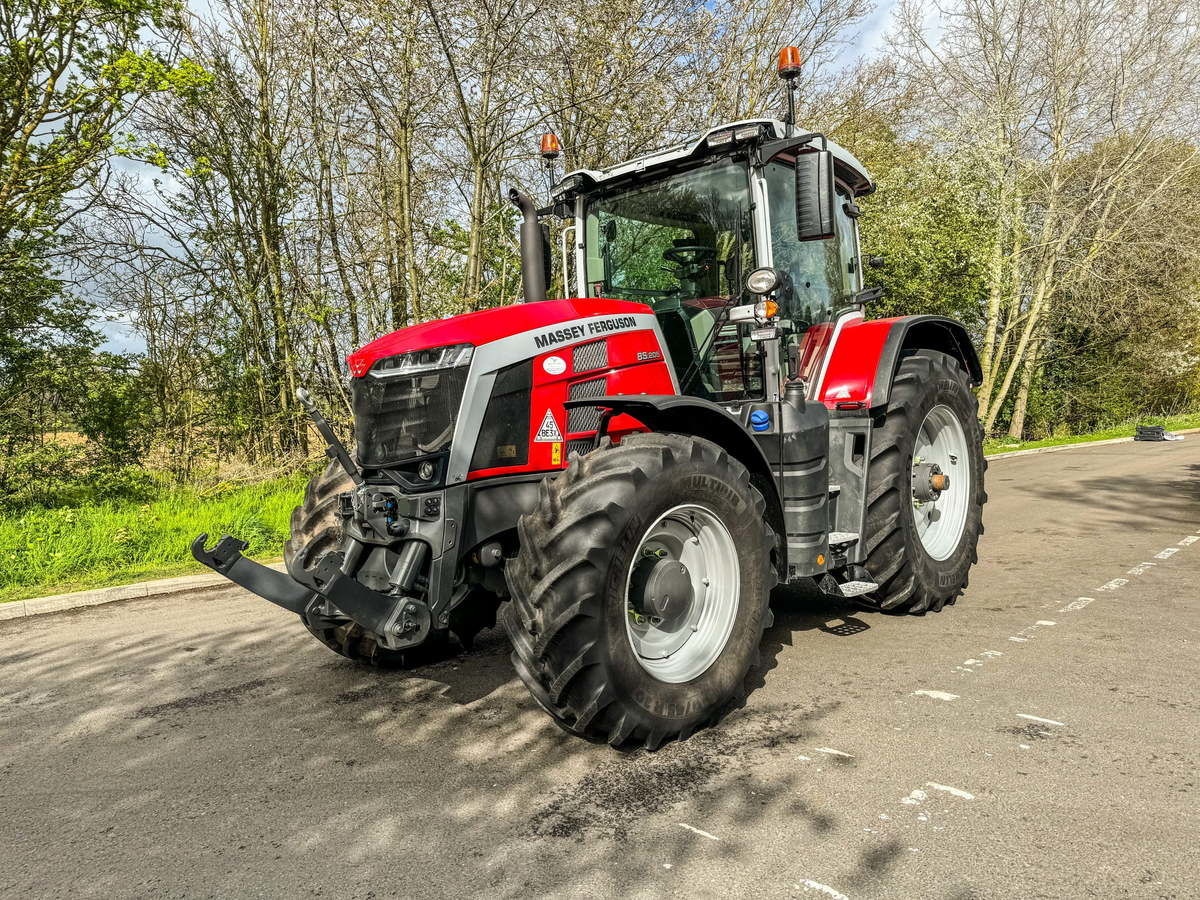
[534,409,563,443]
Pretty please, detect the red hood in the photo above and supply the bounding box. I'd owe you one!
[347,298,652,377]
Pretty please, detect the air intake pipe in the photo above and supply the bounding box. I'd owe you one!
[507,188,548,302]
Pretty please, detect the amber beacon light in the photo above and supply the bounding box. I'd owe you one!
[778,46,803,80]
[540,132,561,161]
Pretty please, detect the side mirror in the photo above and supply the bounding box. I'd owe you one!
[795,150,836,242]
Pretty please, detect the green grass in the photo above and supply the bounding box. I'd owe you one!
[0,474,307,602]
[982,411,1200,456]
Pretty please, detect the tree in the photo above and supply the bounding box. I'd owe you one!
[0,0,187,474]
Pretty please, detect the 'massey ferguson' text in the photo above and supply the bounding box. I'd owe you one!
[533,316,638,349]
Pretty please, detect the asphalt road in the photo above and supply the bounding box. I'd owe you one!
[2,440,1198,899]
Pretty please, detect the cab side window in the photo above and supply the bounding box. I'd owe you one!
[764,160,860,325]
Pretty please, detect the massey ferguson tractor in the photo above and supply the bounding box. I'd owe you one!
[193,56,986,750]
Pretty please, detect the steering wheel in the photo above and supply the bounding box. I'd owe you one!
[663,245,718,266]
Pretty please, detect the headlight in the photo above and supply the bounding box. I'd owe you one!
[371,343,473,376]
[745,267,780,295]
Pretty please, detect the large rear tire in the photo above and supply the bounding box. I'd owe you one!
[862,349,986,613]
[502,433,774,751]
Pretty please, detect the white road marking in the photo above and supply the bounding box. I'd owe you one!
[963,659,983,666]
[1019,743,1031,750]
[1059,597,1095,612]
[926,782,975,800]
[796,754,812,761]
[1155,547,1179,559]
[812,747,854,758]
[1180,535,1198,546]
[1017,713,1066,727]
[677,823,720,841]
[901,789,927,805]
[1097,578,1128,592]
[913,690,959,701]
[663,863,673,869]
[981,650,1003,658]
[1008,621,1054,643]
[795,879,850,899]
[1127,562,1155,575]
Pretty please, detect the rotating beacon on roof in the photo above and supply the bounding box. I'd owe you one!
[193,49,987,751]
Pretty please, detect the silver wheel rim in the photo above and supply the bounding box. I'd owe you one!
[912,404,971,561]
[623,503,740,684]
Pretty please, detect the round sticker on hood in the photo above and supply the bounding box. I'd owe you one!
[542,355,567,376]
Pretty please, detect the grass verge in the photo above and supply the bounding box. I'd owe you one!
[982,411,1200,455]
[1,474,306,602]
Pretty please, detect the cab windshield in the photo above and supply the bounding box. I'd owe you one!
[583,160,753,305]
[583,160,761,401]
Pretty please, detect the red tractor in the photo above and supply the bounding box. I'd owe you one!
[194,103,985,750]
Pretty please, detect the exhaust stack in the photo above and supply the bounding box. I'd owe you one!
[508,188,548,303]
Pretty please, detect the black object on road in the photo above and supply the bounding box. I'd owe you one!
[1135,425,1185,442]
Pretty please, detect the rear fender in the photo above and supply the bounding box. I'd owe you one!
[565,394,787,579]
[813,313,981,410]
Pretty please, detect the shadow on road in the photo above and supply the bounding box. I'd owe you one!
[0,583,888,898]
[1008,462,1200,530]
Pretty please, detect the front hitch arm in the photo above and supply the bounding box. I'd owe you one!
[191,534,429,646]
[191,533,314,615]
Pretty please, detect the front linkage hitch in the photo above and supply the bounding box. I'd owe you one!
[191,388,430,647]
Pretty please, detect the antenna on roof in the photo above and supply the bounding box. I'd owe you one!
[777,46,803,138]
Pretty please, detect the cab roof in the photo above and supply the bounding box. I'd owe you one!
[556,118,874,199]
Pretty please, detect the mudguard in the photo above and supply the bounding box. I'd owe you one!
[813,314,981,410]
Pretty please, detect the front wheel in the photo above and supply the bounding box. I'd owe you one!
[862,349,987,613]
[502,433,774,751]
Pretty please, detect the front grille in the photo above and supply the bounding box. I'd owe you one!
[573,340,608,372]
[567,377,606,433]
[353,367,468,468]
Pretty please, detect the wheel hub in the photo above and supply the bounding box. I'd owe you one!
[912,461,950,502]
[630,554,694,626]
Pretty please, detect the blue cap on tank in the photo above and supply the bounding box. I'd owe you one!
[750,410,771,432]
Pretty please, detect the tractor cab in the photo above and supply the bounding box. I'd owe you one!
[547,119,874,404]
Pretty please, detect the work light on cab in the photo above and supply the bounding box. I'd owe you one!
[745,266,781,295]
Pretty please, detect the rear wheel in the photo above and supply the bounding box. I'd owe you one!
[862,350,986,613]
[502,433,774,751]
